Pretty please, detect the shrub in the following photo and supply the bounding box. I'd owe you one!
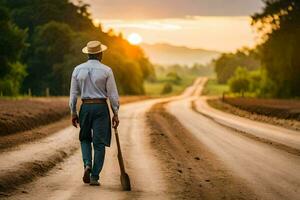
[166,72,181,84]
[228,67,250,94]
[161,83,173,94]
[0,62,27,96]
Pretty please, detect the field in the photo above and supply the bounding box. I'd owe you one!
[0,96,150,136]
[223,97,300,120]
[144,74,197,96]
[201,78,229,96]
[0,98,69,136]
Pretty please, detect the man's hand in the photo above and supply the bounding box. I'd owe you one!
[112,114,119,129]
[72,115,79,128]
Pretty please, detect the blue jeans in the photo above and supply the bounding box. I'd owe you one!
[81,140,105,180]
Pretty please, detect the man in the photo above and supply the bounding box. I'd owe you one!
[69,40,120,186]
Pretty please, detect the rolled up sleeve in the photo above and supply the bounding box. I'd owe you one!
[106,69,120,114]
[69,70,80,116]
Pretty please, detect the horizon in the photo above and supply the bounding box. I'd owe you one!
[79,0,264,52]
[139,42,222,53]
[99,16,258,52]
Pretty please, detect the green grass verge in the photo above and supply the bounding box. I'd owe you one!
[202,78,229,96]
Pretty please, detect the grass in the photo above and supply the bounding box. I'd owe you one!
[144,74,197,97]
[202,78,229,96]
[1,75,197,99]
[0,95,32,100]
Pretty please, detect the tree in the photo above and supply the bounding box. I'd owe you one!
[2,0,155,96]
[166,72,181,84]
[23,21,74,95]
[228,67,250,94]
[214,49,260,84]
[0,5,27,95]
[252,0,300,97]
[5,0,94,35]
[0,62,27,96]
[0,6,26,77]
[248,70,262,94]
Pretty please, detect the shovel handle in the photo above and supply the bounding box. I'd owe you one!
[114,128,126,174]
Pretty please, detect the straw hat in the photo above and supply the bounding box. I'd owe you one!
[82,41,107,54]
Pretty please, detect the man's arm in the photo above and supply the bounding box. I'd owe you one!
[69,70,80,127]
[106,69,120,128]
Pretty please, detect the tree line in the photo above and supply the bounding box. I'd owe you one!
[0,0,154,96]
[214,0,300,98]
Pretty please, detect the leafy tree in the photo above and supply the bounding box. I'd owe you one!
[23,21,74,95]
[252,0,300,97]
[166,72,181,84]
[119,60,144,94]
[256,69,277,98]
[52,33,87,95]
[0,5,26,77]
[214,48,260,84]
[0,5,27,95]
[248,70,262,94]
[0,62,27,96]
[4,0,94,35]
[2,0,155,96]
[228,67,250,94]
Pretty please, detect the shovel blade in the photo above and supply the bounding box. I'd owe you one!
[120,172,131,191]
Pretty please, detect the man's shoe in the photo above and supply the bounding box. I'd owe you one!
[89,178,100,186]
[82,166,91,184]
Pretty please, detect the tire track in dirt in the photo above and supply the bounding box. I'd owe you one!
[0,97,152,195]
[0,147,78,193]
[0,118,70,151]
[207,98,300,131]
[191,100,300,156]
[0,127,79,194]
[146,102,258,200]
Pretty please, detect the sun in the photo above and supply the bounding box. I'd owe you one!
[127,33,143,45]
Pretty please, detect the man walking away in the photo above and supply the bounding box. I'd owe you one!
[69,41,120,186]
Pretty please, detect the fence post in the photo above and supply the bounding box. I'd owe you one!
[28,88,32,97]
[46,88,50,97]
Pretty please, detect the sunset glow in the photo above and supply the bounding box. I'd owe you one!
[102,17,257,52]
[77,0,263,52]
[127,33,143,45]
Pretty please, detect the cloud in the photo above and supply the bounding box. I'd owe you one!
[101,20,182,30]
[81,0,264,19]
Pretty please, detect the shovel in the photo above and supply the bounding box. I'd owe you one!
[114,128,131,191]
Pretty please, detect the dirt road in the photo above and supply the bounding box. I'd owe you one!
[193,97,300,154]
[2,78,300,200]
[166,78,300,200]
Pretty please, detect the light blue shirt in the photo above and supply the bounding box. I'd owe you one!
[69,59,120,115]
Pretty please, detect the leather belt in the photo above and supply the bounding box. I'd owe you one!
[82,98,107,104]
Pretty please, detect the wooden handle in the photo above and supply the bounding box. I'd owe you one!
[114,128,126,174]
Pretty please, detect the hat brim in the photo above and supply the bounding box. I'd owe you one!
[82,44,107,54]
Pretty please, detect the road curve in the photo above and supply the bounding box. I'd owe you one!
[193,97,300,153]
[166,78,300,200]
[2,76,204,200]
[3,77,300,200]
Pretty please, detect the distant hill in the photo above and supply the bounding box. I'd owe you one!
[140,43,221,66]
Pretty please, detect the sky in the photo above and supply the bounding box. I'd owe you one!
[80,0,265,52]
